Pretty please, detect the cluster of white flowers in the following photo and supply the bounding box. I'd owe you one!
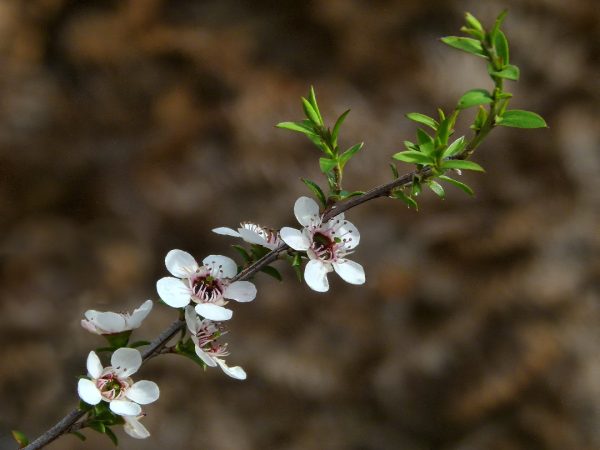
[77,196,364,440]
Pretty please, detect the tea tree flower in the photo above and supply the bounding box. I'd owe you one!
[123,413,150,439]
[280,196,365,292]
[185,306,247,380]
[81,300,153,335]
[77,348,159,416]
[213,222,282,250]
[156,250,256,321]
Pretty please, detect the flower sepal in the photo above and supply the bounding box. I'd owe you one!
[174,339,209,369]
[103,331,132,349]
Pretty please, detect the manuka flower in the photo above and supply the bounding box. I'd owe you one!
[185,306,246,380]
[123,413,151,439]
[212,222,282,250]
[156,250,256,321]
[280,196,365,292]
[81,300,153,335]
[77,348,160,417]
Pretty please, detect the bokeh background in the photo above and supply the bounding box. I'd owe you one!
[0,0,599,449]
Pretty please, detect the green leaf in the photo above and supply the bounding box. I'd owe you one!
[302,98,322,126]
[428,180,445,198]
[331,109,350,148]
[390,189,418,210]
[465,12,484,32]
[339,190,364,200]
[392,151,434,165]
[494,30,509,65]
[406,112,438,130]
[389,163,399,179]
[104,426,119,446]
[232,245,251,262]
[497,109,547,128]
[301,178,327,207]
[339,142,363,167]
[472,105,489,131]
[490,10,508,42]
[441,36,487,58]
[436,113,455,147]
[261,265,283,281]
[11,430,29,448]
[70,431,87,442]
[319,157,338,173]
[438,175,475,195]
[489,64,520,81]
[104,331,131,349]
[416,128,434,145]
[441,159,485,172]
[276,121,318,137]
[308,86,324,125]
[403,140,418,151]
[89,421,106,434]
[129,340,151,348]
[458,89,493,109]
[411,177,422,196]
[442,136,467,158]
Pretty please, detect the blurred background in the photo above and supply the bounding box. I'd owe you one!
[0,0,598,449]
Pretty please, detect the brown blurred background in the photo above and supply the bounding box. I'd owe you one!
[0,0,599,449]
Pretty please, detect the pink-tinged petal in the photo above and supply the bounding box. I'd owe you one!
[111,348,142,378]
[194,346,218,367]
[123,415,150,439]
[126,380,160,405]
[110,400,142,416]
[128,300,153,329]
[337,220,360,249]
[304,260,331,292]
[333,260,365,285]
[156,277,191,308]
[86,351,103,379]
[212,227,241,237]
[81,319,100,334]
[184,306,201,334]
[223,281,256,302]
[195,303,233,321]
[90,311,127,333]
[165,249,198,278]
[78,378,102,405]
[202,254,237,279]
[280,227,310,251]
[215,358,247,380]
[294,196,320,227]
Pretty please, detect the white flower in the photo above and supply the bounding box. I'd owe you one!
[77,348,160,417]
[184,306,247,380]
[213,222,282,250]
[280,196,365,292]
[156,250,256,321]
[81,300,153,335]
[123,413,151,439]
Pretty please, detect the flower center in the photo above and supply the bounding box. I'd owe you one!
[196,321,230,358]
[96,373,130,401]
[312,232,336,261]
[191,274,224,304]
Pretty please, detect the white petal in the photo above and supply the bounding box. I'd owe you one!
[194,346,218,367]
[333,260,365,285]
[78,378,102,405]
[128,300,153,329]
[202,254,237,279]
[212,227,241,238]
[280,227,310,251]
[165,249,198,278]
[294,196,320,227]
[110,400,142,416]
[111,348,142,378]
[215,358,247,380]
[304,260,331,292]
[156,277,191,308]
[86,351,103,379]
[123,415,150,439]
[337,220,360,249]
[223,281,256,302]
[126,380,160,405]
[90,311,127,333]
[195,303,233,321]
[184,305,201,334]
[81,319,100,334]
[237,228,268,246]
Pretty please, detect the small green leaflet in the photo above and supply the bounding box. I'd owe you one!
[275,121,318,137]
[406,112,438,130]
[441,36,487,58]
[339,142,364,167]
[390,189,418,210]
[497,110,547,128]
[301,97,322,126]
[458,89,492,109]
[319,157,338,173]
[428,180,445,198]
[464,12,483,32]
[261,266,283,281]
[441,159,485,172]
[494,30,509,65]
[308,86,324,125]
[332,109,350,147]
[442,136,467,158]
[11,430,29,448]
[301,178,327,207]
[489,64,520,81]
[438,175,474,195]
[392,151,433,165]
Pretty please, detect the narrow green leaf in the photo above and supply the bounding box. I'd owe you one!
[339,190,365,199]
[465,12,484,32]
[441,160,485,172]
[11,430,29,448]
[261,265,283,281]
[494,30,509,65]
[319,157,338,173]
[460,26,484,40]
[332,109,350,147]
[441,36,487,58]
[275,121,318,137]
[416,128,434,146]
[70,431,87,442]
[129,340,151,348]
[104,427,119,446]
[89,421,106,434]
[490,10,508,42]
[428,180,445,198]
[438,175,475,195]
[419,140,435,157]
[339,142,363,166]
[406,112,438,130]
[308,86,324,125]
[301,178,327,207]
[436,115,454,147]
[390,189,418,210]
[458,89,493,109]
[472,105,489,130]
[442,136,467,158]
[392,151,434,165]
[411,178,422,196]
[232,245,251,262]
[489,64,520,81]
[389,163,399,179]
[302,98,322,126]
[403,140,419,151]
[497,109,547,128]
